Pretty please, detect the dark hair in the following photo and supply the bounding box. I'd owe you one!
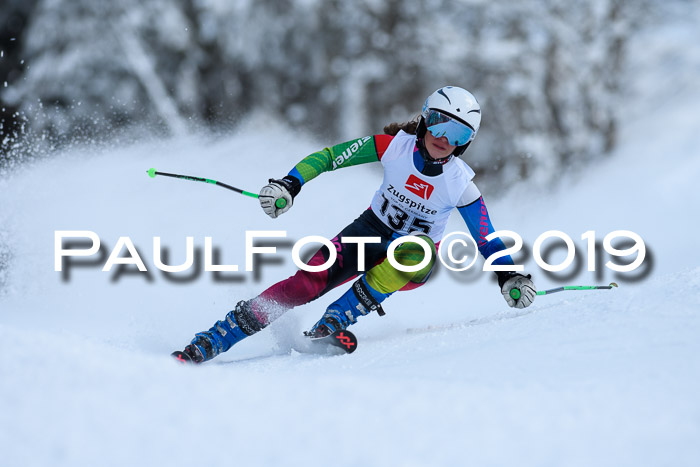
[383,116,420,136]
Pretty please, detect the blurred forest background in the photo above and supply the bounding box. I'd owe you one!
[0,0,689,188]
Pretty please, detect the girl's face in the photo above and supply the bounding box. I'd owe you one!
[424,130,456,160]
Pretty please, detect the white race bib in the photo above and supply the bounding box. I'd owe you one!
[369,131,476,242]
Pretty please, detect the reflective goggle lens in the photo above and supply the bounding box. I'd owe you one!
[425,110,474,146]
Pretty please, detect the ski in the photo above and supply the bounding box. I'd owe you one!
[171,350,194,364]
[170,344,203,364]
[305,329,358,354]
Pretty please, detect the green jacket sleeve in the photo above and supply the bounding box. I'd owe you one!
[288,135,391,185]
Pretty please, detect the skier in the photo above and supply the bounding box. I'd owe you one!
[173,86,536,363]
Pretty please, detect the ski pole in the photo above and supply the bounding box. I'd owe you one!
[146,168,287,209]
[510,282,618,300]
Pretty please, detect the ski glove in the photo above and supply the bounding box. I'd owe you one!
[259,175,301,218]
[499,273,536,309]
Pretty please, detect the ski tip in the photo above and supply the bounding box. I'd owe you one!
[305,328,358,354]
[609,282,619,288]
[147,168,157,178]
[171,350,193,364]
[331,330,358,354]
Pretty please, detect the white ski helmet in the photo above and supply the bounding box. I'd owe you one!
[420,86,481,157]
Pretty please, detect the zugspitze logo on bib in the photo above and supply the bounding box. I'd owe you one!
[405,174,434,199]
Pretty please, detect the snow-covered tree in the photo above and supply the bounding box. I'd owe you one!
[1,0,652,188]
[2,0,197,141]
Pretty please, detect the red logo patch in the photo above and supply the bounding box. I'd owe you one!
[405,174,434,199]
[335,332,355,350]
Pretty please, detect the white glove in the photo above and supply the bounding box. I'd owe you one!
[501,273,536,309]
[258,176,301,218]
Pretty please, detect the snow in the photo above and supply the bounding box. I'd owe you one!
[2,15,700,467]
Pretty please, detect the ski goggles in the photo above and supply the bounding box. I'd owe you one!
[424,109,474,146]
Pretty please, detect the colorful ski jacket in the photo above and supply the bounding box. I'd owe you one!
[287,131,514,266]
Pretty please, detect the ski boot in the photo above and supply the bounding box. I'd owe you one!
[171,300,265,364]
[307,276,390,338]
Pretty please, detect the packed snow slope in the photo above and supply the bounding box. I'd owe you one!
[2,18,700,467]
